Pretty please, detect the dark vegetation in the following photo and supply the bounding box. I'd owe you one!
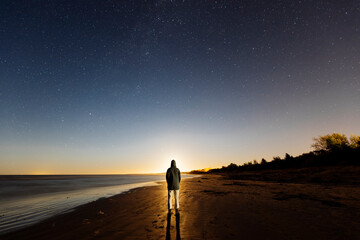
[191,133,360,184]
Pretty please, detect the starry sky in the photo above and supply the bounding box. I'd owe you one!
[1,0,359,174]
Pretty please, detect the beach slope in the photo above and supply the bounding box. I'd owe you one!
[2,175,360,239]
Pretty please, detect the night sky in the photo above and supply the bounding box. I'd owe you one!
[1,1,359,174]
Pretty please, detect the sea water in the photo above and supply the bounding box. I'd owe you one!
[0,174,194,234]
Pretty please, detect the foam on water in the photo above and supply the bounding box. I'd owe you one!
[0,174,195,234]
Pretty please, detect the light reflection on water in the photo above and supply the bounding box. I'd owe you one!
[0,174,195,234]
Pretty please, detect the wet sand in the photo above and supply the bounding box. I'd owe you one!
[1,174,360,239]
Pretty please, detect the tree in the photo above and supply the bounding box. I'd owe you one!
[349,135,360,148]
[245,161,253,166]
[285,153,293,161]
[311,133,349,151]
[261,158,267,164]
[227,163,238,170]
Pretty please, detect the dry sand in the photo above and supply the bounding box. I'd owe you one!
[1,174,360,240]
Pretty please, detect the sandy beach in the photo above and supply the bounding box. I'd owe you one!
[1,174,360,240]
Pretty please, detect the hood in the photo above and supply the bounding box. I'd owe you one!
[171,160,176,167]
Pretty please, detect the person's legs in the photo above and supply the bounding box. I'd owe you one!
[175,189,179,209]
[168,190,173,210]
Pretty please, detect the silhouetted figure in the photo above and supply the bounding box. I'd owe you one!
[166,159,181,212]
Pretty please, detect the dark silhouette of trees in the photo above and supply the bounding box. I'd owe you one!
[285,153,293,161]
[227,163,239,171]
[191,133,360,174]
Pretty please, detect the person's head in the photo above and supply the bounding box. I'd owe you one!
[171,159,176,167]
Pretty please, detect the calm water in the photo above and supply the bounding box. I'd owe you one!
[0,174,194,234]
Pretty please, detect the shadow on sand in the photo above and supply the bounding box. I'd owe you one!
[166,212,181,240]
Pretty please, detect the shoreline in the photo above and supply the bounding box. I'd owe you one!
[1,176,188,240]
[0,181,159,235]
[0,174,198,235]
[2,174,360,239]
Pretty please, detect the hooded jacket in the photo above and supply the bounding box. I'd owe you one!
[166,160,181,190]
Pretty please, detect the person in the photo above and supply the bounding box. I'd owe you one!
[166,159,181,213]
